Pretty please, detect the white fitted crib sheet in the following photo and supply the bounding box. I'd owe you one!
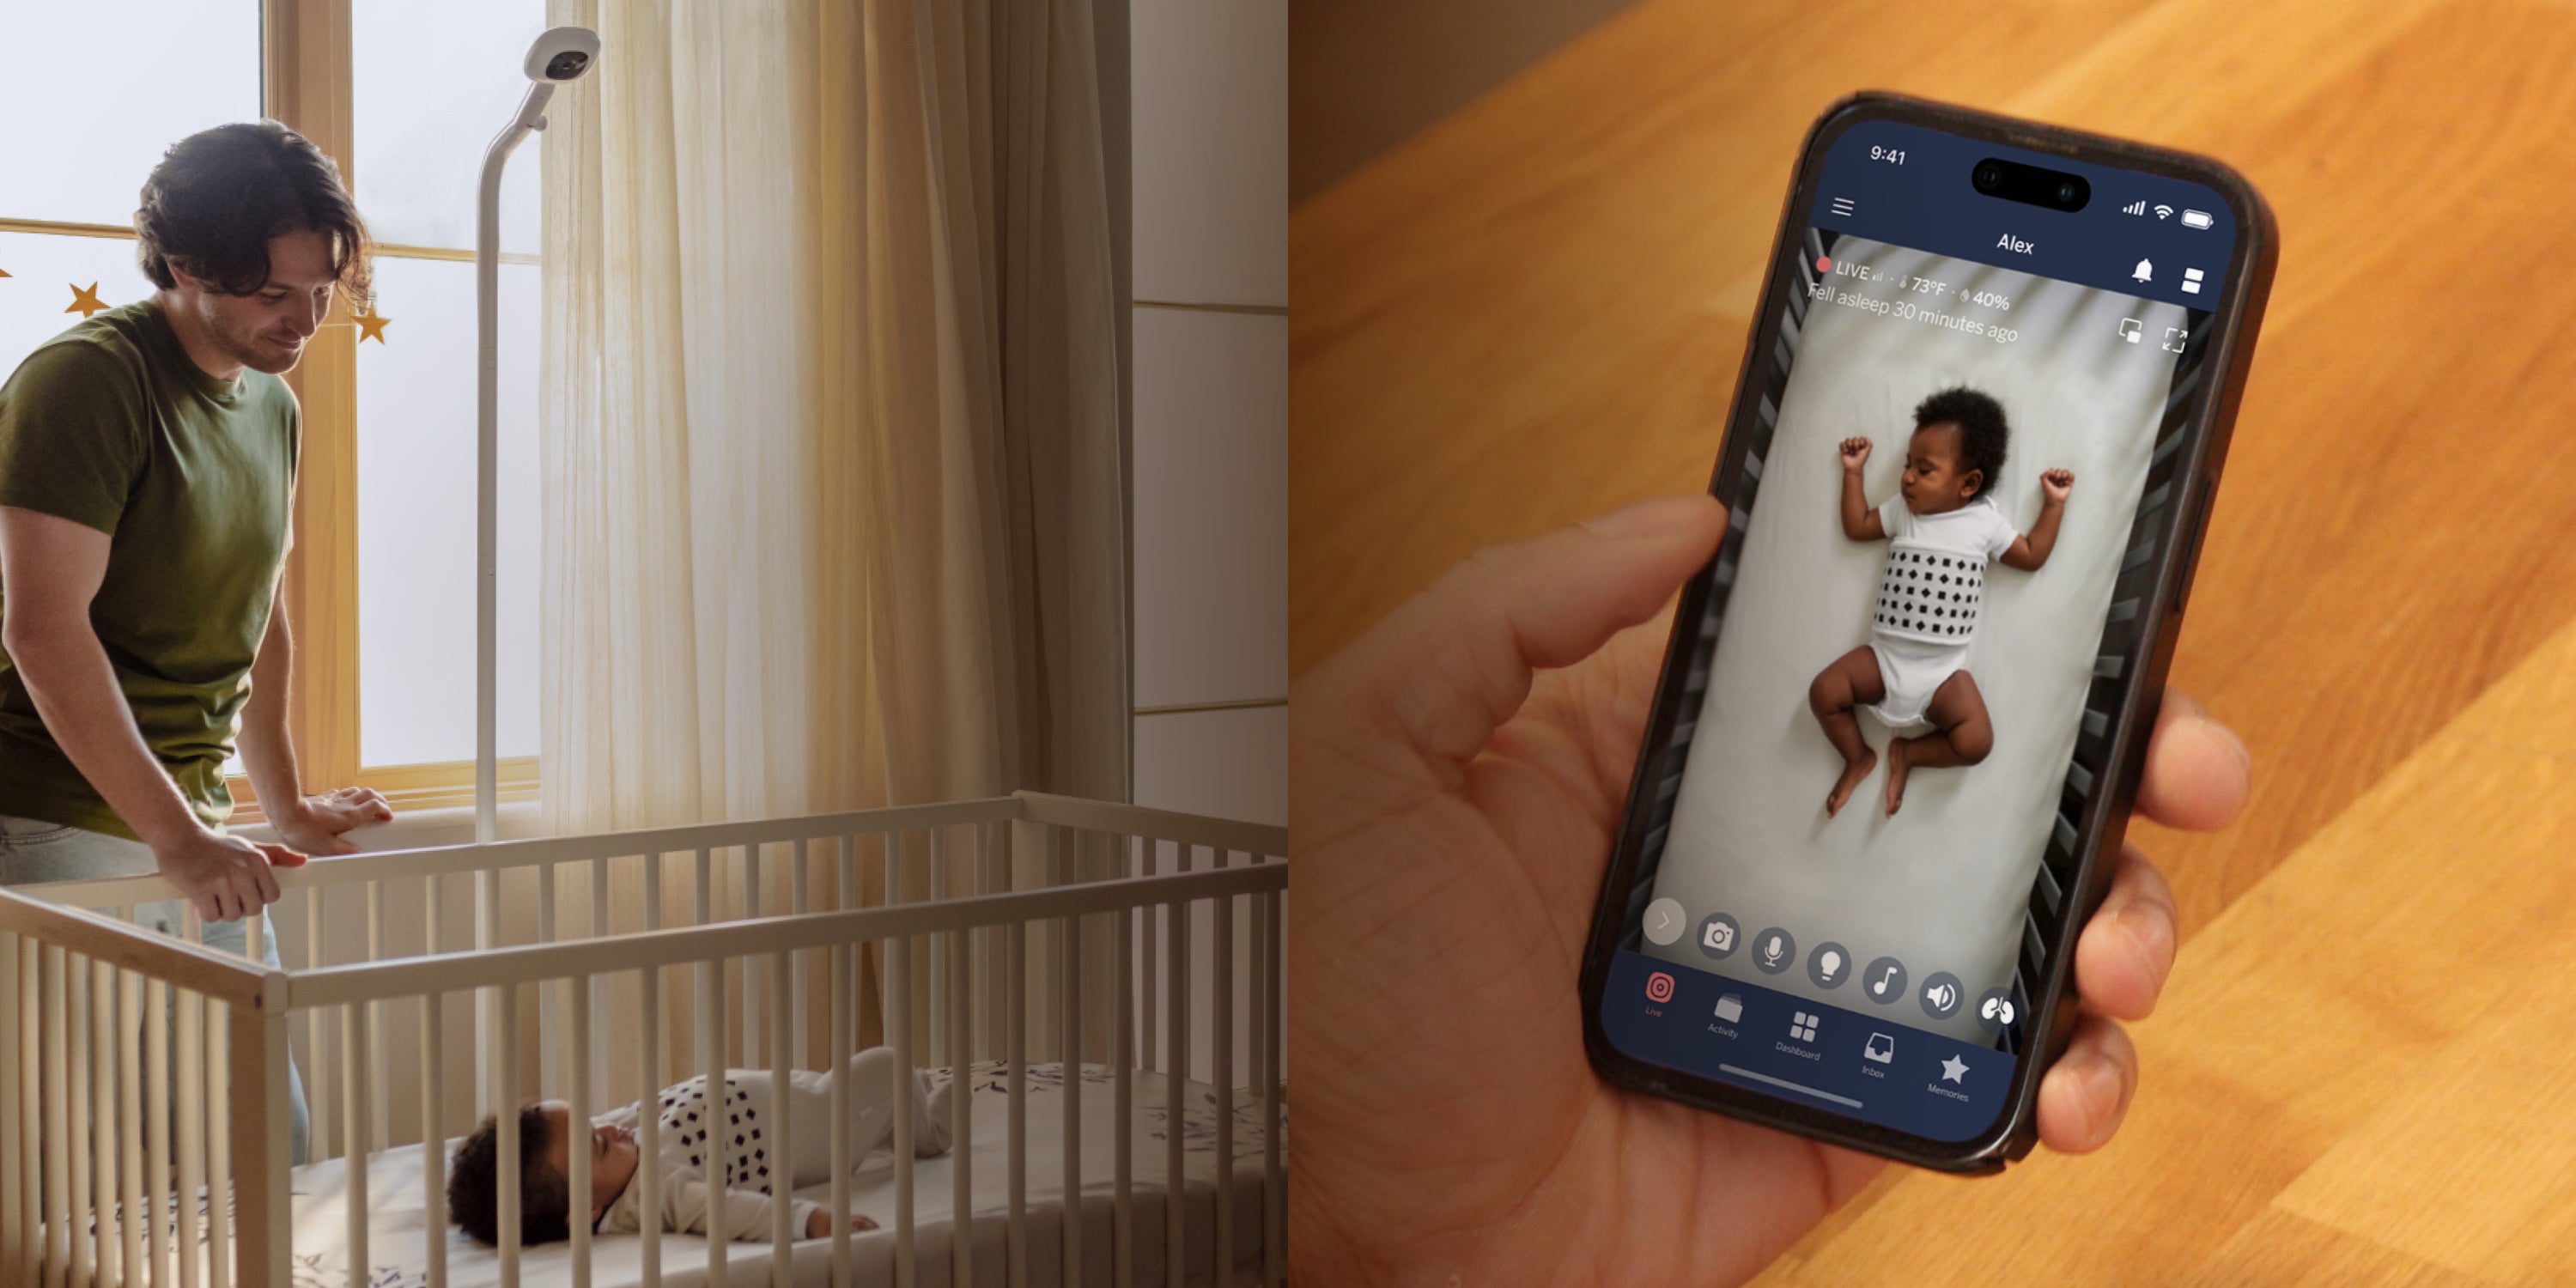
[271,1062,1278,1288]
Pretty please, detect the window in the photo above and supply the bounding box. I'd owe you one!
[0,1,546,821]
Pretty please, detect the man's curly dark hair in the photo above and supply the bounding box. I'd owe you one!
[1912,386,2010,497]
[447,1104,573,1249]
[135,119,372,302]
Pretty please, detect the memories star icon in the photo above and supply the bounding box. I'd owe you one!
[1940,1054,1969,1084]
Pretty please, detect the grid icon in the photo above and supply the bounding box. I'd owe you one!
[1789,1011,1820,1042]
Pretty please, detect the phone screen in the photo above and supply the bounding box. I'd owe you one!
[1597,118,2242,1145]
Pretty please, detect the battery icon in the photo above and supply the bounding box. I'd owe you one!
[2179,209,2213,230]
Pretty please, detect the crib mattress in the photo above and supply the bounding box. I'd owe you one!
[273,1062,1279,1288]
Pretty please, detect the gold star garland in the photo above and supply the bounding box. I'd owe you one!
[66,283,106,319]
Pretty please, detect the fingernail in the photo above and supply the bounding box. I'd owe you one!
[1582,494,1716,540]
[2083,1059,2122,1139]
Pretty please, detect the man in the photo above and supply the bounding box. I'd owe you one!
[0,120,398,1165]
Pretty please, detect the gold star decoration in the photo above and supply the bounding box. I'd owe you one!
[0,265,12,278]
[66,283,106,319]
[352,306,392,344]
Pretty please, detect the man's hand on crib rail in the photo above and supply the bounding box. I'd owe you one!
[272,784,396,857]
[1289,493,2252,1287]
[158,828,301,924]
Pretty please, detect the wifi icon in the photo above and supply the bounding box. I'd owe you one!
[2154,204,2175,220]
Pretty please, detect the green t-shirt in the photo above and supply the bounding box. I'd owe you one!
[0,299,300,841]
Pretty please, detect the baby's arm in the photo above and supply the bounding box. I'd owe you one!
[1838,438,1886,541]
[665,1176,845,1243]
[1999,468,2075,570]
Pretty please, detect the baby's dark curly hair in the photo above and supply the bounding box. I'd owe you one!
[447,1104,574,1249]
[1912,386,2009,497]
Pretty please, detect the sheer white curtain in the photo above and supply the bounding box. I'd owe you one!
[531,0,1126,1086]
[533,0,1127,826]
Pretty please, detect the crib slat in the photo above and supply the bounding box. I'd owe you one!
[90,957,116,1288]
[1006,920,1027,1288]
[893,870,917,1288]
[477,869,499,1121]
[497,981,521,1288]
[3,936,29,1288]
[42,947,69,1288]
[307,890,331,1163]
[1214,873,1236,1286]
[175,982,202,1288]
[930,827,946,1069]
[1115,847,1136,1288]
[119,969,147,1288]
[1166,870,1189,1288]
[370,878,390,1153]
[67,953,90,1288]
[768,949,792,1288]
[741,845,759,1072]
[0,932,15,1288]
[232,987,295,1288]
[1262,886,1284,1288]
[205,999,229,1288]
[422,991,447,1288]
[568,972,592,1288]
[699,945,726,1288]
[591,858,611,1110]
[950,925,974,1288]
[637,964,662,1288]
[975,825,993,1066]
[829,942,852,1288]
[791,838,810,1073]
[539,862,559,1103]
[1060,831,1083,1288]
[343,1000,370,1286]
[1139,840,1158,1075]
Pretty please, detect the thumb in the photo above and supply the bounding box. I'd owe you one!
[259,842,313,868]
[1315,493,1725,775]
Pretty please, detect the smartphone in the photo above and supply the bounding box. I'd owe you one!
[1577,91,2275,1172]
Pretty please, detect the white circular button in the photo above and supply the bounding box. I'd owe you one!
[1642,897,1686,946]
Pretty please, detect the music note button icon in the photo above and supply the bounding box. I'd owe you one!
[1862,956,1907,1006]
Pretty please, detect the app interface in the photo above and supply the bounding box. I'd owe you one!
[1603,120,2238,1142]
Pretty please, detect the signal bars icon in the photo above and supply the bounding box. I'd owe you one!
[2122,199,2148,216]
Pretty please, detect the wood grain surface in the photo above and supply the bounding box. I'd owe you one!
[1292,0,2576,1279]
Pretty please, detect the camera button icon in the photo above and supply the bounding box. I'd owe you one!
[1696,912,1741,960]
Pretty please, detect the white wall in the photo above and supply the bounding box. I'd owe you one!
[1127,0,1287,1091]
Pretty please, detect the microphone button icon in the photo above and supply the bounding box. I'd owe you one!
[1752,927,1796,975]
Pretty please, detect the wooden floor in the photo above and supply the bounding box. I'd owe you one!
[1292,0,2576,1280]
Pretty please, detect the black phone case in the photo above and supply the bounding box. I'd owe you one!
[1578,90,2277,1174]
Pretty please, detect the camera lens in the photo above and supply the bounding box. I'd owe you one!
[546,50,590,79]
[2056,180,2076,204]
[1975,163,2002,191]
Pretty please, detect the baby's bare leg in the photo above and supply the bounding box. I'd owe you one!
[1807,646,1887,817]
[1884,670,1995,816]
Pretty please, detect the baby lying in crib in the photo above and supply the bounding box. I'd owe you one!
[448,1046,955,1247]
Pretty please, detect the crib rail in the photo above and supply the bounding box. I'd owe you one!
[0,792,1287,1288]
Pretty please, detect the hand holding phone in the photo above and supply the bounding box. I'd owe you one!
[1288,489,2245,1282]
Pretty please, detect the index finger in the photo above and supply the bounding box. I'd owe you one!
[2135,688,2251,833]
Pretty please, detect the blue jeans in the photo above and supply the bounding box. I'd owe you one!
[0,814,310,1166]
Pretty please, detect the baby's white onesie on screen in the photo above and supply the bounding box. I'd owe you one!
[592,1046,952,1242]
[1865,495,2020,729]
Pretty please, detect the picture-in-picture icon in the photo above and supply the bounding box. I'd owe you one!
[2117,318,2143,343]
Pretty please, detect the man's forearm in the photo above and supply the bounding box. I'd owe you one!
[5,620,204,847]
[234,601,306,819]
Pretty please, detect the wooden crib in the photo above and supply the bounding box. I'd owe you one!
[0,792,1285,1288]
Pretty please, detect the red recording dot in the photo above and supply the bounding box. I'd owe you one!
[1816,256,1832,271]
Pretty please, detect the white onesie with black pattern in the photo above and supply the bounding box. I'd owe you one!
[591,1046,952,1242]
[1864,494,2020,730]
